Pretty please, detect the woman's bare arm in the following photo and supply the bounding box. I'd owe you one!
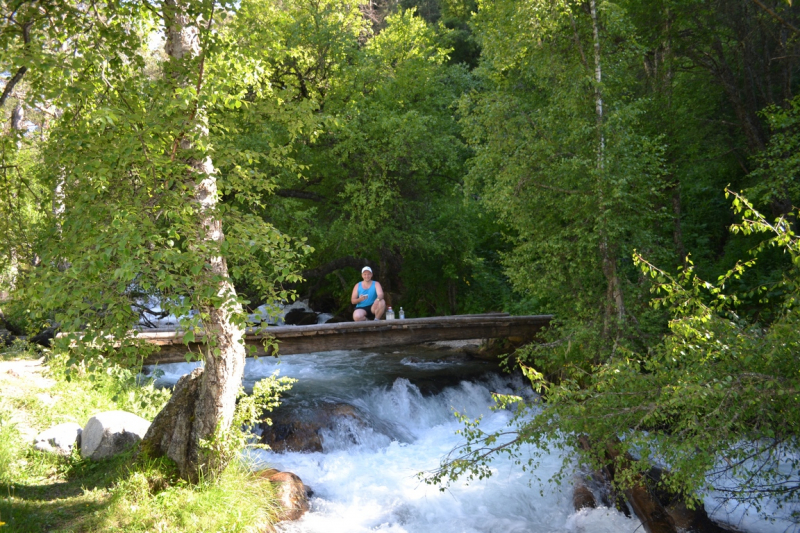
[351,283,363,304]
[375,282,384,301]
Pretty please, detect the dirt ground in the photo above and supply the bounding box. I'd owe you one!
[0,357,55,441]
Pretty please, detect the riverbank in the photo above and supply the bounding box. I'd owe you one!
[0,344,281,532]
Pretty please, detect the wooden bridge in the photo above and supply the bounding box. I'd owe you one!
[140,313,552,365]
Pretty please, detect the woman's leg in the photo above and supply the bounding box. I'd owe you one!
[372,299,386,319]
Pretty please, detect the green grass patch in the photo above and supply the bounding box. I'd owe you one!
[0,340,43,362]
[2,451,279,532]
[0,345,284,532]
[88,460,278,532]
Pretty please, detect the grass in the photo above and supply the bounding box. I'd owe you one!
[86,460,279,532]
[0,342,283,532]
[0,340,42,361]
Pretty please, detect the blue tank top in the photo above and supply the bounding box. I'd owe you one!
[357,281,377,308]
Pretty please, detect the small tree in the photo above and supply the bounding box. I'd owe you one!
[5,0,309,481]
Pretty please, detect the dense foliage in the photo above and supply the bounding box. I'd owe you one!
[2,0,800,521]
[427,193,800,521]
[422,0,800,521]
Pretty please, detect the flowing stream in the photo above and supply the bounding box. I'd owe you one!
[152,345,642,533]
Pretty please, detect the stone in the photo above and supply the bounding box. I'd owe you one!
[81,410,151,460]
[139,367,203,479]
[573,478,597,510]
[283,309,318,326]
[436,353,471,363]
[30,327,56,347]
[257,469,311,521]
[33,422,82,455]
[260,403,366,453]
[263,419,323,453]
[277,300,314,325]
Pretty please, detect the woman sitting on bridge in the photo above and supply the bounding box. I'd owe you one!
[351,266,386,321]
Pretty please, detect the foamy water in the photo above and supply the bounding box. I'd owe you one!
[149,348,800,533]
[250,376,640,533]
[152,349,642,533]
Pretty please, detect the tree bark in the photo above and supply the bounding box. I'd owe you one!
[0,65,26,109]
[589,0,625,337]
[0,20,31,109]
[141,0,246,482]
[11,103,24,131]
[672,184,686,266]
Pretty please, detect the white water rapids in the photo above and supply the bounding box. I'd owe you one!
[150,346,800,533]
[152,347,642,533]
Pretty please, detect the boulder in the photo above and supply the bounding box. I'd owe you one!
[573,478,597,511]
[277,300,314,325]
[257,469,311,521]
[81,411,151,460]
[33,422,82,455]
[30,327,56,347]
[263,419,323,453]
[283,309,318,326]
[261,403,366,453]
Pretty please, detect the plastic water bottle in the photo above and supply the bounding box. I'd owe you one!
[399,307,405,319]
[386,307,395,320]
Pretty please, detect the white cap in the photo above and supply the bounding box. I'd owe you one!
[362,266,372,273]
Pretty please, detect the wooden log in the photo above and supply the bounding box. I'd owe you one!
[140,314,552,365]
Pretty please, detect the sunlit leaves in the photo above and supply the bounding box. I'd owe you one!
[2,1,311,369]
[430,194,800,521]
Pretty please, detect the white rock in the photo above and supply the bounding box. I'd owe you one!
[248,301,315,327]
[317,313,335,324]
[277,300,313,325]
[33,422,82,455]
[81,411,150,460]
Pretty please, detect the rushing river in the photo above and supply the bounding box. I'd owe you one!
[152,345,642,533]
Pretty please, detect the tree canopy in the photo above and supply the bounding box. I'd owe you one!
[2,0,800,513]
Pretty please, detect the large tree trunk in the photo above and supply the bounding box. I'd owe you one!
[141,0,246,482]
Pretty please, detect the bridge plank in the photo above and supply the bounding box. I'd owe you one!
[140,314,552,365]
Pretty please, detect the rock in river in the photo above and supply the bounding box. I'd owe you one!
[257,468,311,521]
[260,403,367,453]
